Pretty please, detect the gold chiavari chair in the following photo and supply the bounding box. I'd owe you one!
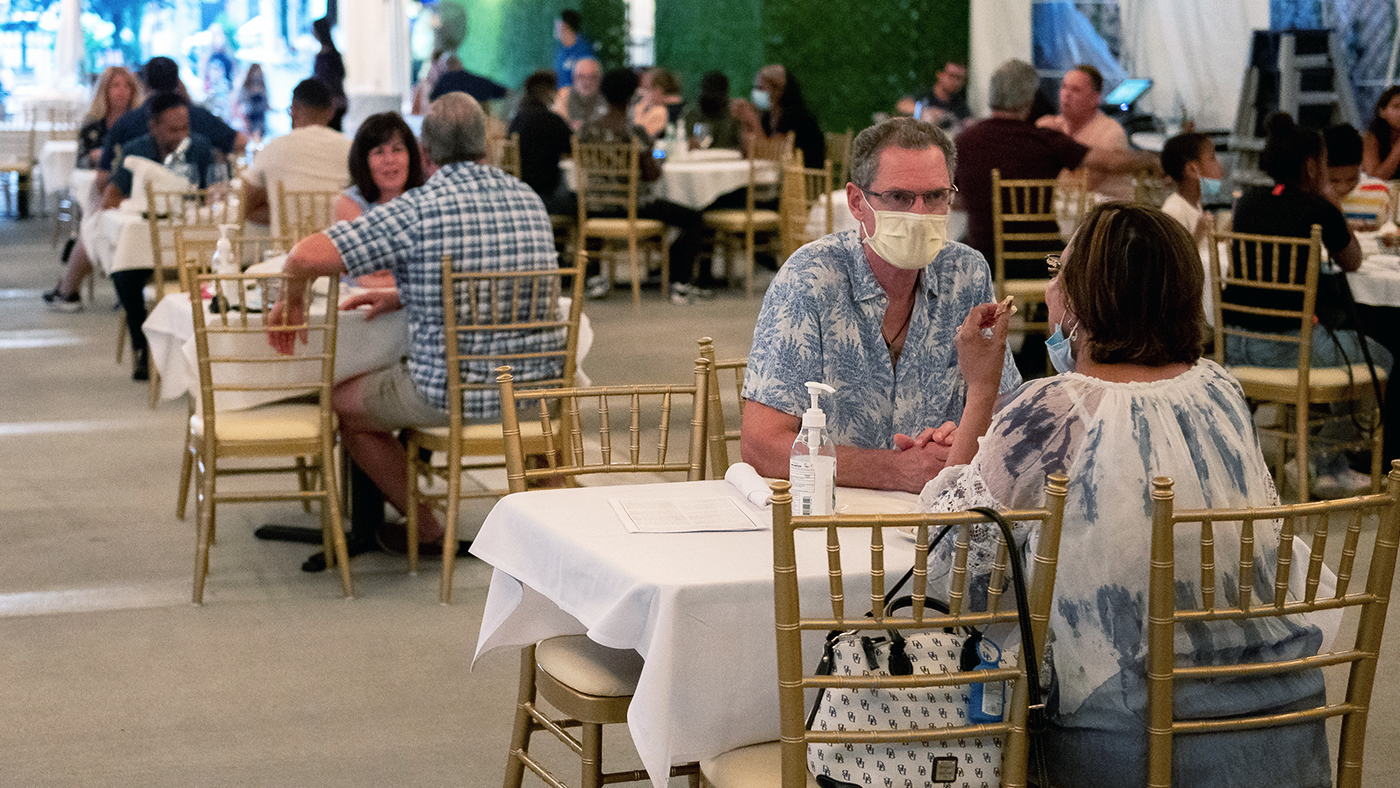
[697,336,747,477]
[172,229,297,521]
[824,129,854,187]
[701,473,1069,788]
[139,181,244,406]
[702,136,786,298]
[990,169,1062,356]
[186,267,352,604]
[497,361,709,788]
[489,131,522,178]
[402,256,585,604]
[1209,225,1386,501]
[574,138,669,309]
[275,182,339,243]
[778,158,832,263]
[1146,468,1400,787]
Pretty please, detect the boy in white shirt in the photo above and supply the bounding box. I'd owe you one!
[1160,132,1225,321]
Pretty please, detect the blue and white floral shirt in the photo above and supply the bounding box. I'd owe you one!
[742,230,1021,448]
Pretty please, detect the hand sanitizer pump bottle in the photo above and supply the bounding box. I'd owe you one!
[789,382,837,516]
[210,223,239,312]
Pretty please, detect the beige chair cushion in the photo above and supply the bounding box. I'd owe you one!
[535,635,642,698]
[703,209,781,231]
[190,404,323,441]
[415,419,551,444]
[1229,364,1385,391]
[582,217,666,237]
[700,741,818,788]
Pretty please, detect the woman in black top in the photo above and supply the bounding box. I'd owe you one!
[311,17,347,131]
[739,64,825,168]
[1230,113,1392,493]
[77,67,142,168]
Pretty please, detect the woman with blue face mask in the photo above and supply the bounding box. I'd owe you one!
[733,64,825,169]
[919,203,1334,788]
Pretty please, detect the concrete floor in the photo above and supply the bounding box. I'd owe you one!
[5,212,1400,787]
[0,215,763,787]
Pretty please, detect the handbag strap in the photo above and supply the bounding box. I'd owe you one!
[968,506,1050,788]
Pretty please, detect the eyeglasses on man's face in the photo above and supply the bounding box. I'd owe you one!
[860,186,958,212]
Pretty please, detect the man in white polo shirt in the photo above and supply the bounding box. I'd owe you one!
[242,78,353,237]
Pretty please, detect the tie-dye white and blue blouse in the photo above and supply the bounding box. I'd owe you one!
[743,230,1021,448]
[919,359,1332,788]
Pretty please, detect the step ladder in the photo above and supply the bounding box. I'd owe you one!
[1229,29,1360,185]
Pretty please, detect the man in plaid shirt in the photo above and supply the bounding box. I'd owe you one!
[271,92,561,552]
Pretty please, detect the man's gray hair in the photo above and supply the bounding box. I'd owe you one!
[421,92,486,166]
[850,118,956,189]
[988,59,1040,113]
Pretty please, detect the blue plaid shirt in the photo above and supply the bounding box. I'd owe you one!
[326,161,563,418]
[743,230,1022,449]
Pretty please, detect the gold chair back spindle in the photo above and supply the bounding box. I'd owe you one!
[1209,225,1386,501]
[824,130,854,187]
[697,336,747,476]
[275,182,339,243]
[1146,467,1400,787]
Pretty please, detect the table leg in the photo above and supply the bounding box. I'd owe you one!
[16,172,30,219]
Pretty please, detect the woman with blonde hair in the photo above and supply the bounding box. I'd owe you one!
[77,67,142,168]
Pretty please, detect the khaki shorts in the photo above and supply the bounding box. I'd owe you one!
[360,361,451,430]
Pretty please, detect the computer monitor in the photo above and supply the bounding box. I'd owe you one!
[1103,78,1152,111]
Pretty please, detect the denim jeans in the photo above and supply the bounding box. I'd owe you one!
[1225,325,1392,475]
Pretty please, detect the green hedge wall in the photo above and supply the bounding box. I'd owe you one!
[446,0,627,92]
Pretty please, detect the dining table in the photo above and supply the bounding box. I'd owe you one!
[470,478,920,788]
[563,148,779,211]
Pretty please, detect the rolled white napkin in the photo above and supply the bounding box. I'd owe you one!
[725,462,773,508]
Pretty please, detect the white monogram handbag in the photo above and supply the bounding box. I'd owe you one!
[804,508,1048,788]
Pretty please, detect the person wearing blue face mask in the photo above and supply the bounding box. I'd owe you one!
[1160,131,1225,324]
[733,64,825,169]
[924,203,1334,788]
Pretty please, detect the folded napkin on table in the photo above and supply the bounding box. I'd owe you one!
[725,462,773,508]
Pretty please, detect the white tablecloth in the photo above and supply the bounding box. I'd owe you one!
[69,169,98,217]
[470,479,919,788]
[89,208,152,275]
[564,150,778,211]
[143,290,411,412]
[40,139,77,195]
[1349,257,1400,307]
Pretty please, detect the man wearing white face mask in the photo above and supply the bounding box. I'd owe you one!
[741,118,1023,493]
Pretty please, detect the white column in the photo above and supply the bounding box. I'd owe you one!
[969,0,1033,117]
[339,0,411,121]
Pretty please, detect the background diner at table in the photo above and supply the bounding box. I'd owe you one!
[239,78,351,237]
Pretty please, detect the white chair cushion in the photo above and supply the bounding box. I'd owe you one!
[583,217,666,237]
[1228,364,1385,390]
[704,209,781,231]
[416,419,550,443]
[535,635,643,698]
[700,741,818,788]
[190,404,323,441]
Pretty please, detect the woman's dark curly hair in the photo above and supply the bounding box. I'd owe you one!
[347,112,425,204]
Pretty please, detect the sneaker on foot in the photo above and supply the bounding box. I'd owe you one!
[42,288,82,312]
[585,275,610,300]
[1313,467,1374,499]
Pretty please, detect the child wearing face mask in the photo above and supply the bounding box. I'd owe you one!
[1160,132,1225,323]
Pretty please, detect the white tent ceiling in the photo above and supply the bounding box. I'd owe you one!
[970,0,1269,132]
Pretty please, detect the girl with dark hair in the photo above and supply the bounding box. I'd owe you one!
[1362,85,1400,179]
[235,63,269,140]
[925,202,1335,788]
[1230,113,1390,496]
[334,112,425,286]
